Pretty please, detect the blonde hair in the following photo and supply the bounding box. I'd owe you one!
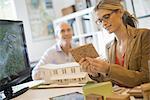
[94,0,138,27]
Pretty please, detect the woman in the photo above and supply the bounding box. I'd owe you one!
[79,0,150,87]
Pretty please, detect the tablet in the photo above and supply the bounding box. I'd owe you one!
[70,43,99,62]
[49,92,84,100]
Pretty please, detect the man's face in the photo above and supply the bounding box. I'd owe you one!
[58,23,73,45]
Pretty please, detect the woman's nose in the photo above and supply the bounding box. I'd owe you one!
[102,21,109,28]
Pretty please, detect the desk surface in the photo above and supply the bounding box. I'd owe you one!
[13,87,83,100]
[12,81,143,100]
[13,87,143,100]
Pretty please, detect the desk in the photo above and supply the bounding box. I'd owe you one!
[13,87,143,100]
[12,81,143,100]
[13,87,83,100]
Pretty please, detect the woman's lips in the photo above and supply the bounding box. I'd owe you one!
[105,25,111,30]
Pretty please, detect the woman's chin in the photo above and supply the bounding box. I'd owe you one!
[108,31,113,34]
[107,29,113,34]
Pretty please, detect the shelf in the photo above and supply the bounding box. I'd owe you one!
[73,32,98,39]
[53,7,101,54]
[82,14,91,20]
[53,7,94,23]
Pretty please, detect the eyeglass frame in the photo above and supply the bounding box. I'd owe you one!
[95,9,118,25]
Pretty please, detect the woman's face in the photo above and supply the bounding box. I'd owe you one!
[96,9,123,33]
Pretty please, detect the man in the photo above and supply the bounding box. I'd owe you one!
[32,22,76,80]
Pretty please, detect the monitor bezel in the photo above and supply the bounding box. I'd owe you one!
[0,19,31,92]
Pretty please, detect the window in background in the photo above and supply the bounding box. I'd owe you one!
[132,0,150,18]
[25,0,55,41]
[0,0,17,20]
[45,0,53,9]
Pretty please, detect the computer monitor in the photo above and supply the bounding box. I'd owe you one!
[0,20,31,99]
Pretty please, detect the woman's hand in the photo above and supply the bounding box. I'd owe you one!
[86,57,110,74]
[79,58,98,76]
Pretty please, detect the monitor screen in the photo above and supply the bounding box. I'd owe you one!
[0,20,30,92]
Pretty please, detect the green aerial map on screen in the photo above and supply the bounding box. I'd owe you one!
[0,23,26,85]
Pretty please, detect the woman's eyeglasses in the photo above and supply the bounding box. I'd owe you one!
[95,10,117,25]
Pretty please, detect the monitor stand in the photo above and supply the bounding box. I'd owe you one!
[3,86,29,100]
